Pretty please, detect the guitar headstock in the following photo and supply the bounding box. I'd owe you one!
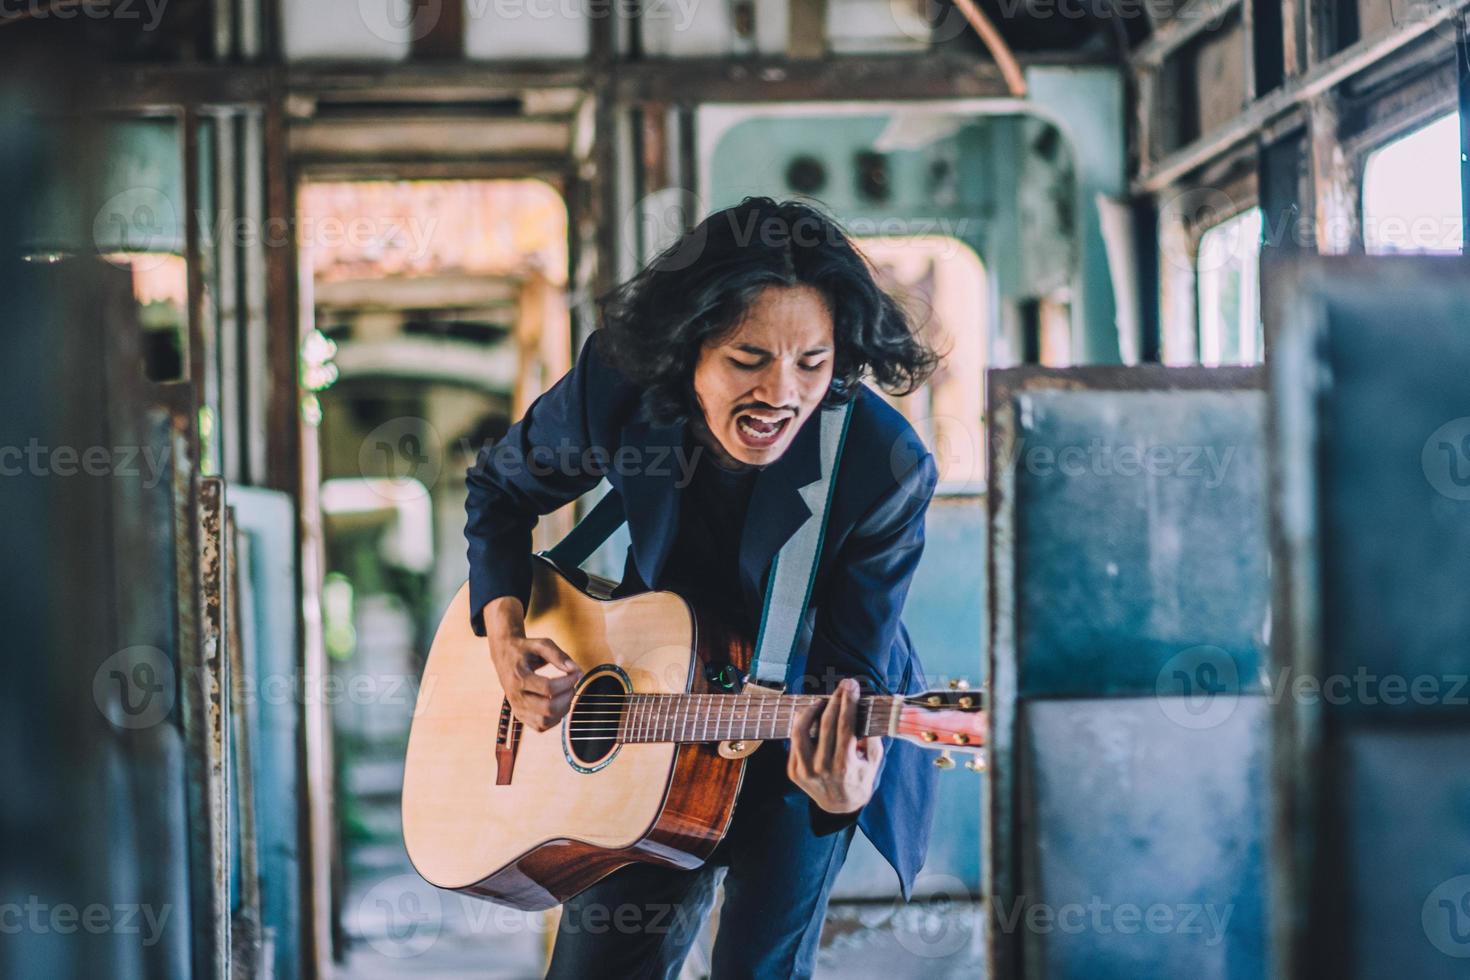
[892,679,987,771]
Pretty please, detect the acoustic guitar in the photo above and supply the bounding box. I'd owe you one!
[402,555,986,910]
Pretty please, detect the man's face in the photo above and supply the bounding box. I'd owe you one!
[691,284,836,467]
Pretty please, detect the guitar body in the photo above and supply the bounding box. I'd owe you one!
[403,557,753,910]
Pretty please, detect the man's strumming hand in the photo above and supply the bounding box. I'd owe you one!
[483,596,583,732]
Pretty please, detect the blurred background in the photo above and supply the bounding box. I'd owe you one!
[1,2,1467,978]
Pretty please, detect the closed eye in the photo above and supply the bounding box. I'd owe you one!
[728,357,763,371]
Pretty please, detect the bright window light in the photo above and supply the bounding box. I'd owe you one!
[1362,112,1464,255]
[1197,207,1263,366]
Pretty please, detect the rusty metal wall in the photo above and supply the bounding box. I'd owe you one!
[986,365,1270,980]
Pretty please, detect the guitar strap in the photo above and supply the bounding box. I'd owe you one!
[540,399,855,691]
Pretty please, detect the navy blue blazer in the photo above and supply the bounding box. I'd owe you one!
[464,328,939,900]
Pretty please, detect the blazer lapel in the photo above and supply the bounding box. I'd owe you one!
[737,408,825,611]
[616,416,686,590]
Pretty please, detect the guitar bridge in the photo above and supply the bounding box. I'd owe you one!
[495,698,522,785]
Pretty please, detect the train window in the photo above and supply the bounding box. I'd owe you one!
[1362,112,1464,255]
[1196,207,1263,366]
[860,235,988,493]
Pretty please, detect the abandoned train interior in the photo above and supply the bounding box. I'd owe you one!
[2,1,1468,977]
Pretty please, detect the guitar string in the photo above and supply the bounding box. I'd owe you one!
[561,695,899,740]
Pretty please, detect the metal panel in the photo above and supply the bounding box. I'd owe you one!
[833,495,987,902]
[227,511,264,976]
[1021,697,1270,980]
[1341,728,1470,979]
[1013,389,1269,697]
[988,365,1269,980]
[1264,255,1470,980]
[231,487,304,980]
[187,476,232,979]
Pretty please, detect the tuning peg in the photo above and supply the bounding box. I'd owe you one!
[934,750,955,770]
[965,752,988,773]
[948,678,970,690]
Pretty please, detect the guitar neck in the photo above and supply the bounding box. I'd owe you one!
[598,693,900,744]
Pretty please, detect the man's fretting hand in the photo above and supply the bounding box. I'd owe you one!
[787,677,884,815]
[483,596,583,732]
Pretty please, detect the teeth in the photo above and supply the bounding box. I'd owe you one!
[738,416,786,440]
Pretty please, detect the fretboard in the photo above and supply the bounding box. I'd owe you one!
[590,693,900,744]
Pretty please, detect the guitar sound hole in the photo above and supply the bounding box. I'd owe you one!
[566,671,626,768]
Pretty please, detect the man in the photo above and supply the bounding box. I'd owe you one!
[464,197,942,978]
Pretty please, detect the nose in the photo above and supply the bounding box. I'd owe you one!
[751,360,800,410]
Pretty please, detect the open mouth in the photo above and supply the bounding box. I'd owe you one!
[734,412,792,448]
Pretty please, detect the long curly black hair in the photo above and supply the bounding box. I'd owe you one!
[598,196,941,426]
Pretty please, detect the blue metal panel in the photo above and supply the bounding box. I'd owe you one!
[1264,256,1470,979]
[833,495,987,900]
[231,488,303,980]
[1014,390,1269,698]
[989,366,1269,980]
[1342,728,1470,977]
[1318,299,1470,711]
[1022,697,1270,980]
